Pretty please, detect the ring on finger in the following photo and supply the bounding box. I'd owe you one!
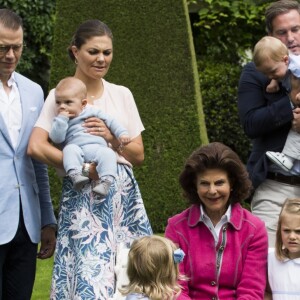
[98,127,101,132]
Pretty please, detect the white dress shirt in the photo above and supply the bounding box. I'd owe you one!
[200,204,231,245]
[0,73,22,149]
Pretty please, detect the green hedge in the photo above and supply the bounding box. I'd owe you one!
[50,0,208,232]
[199,60,251,163]
[49,59,253,216]
[0,0,55,93]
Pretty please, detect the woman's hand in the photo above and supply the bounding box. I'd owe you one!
[82,117,114,143]
[88,163,99,180]
[82,117,144,166]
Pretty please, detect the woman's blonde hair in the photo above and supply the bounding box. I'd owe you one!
[275,198,300,260]
[120,235,182,300]
[253,36,288,68]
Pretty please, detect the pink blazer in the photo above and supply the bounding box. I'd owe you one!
[165,203,268,300]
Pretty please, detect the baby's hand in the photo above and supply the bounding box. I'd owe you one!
[266,79,280,93]
[119,135,131,145]
[58,111,76,118]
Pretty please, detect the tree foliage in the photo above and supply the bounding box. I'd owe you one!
[188,0,272,63]
[0,0,56,93]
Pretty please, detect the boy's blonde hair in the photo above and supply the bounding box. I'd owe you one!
[275,198,300,260]
[253,36,288,68]
[121,235,182,300]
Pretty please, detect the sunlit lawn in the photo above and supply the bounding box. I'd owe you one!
[31,256,53,300]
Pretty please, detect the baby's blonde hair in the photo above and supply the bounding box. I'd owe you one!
[121,235,182,300]
[275,198,300,260]
[253,36,288,68]
[55,76,87,100]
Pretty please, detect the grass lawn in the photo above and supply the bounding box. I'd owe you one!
[31,256,53,300]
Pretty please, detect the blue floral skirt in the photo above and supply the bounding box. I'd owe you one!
[50,164,152,299]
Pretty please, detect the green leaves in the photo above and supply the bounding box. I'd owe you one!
[190,0,271,63]
[1,0,56,93]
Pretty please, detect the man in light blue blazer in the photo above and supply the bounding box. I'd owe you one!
[0,9,57,299]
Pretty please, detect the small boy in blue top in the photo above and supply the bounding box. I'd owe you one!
[253,36,300,173]
[49,77,130,198]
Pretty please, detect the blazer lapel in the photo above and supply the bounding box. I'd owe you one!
[14,76,28,150]
[14,75,40,150]
[0,113,14,150]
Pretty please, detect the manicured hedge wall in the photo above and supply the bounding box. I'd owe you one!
[50,0,208,232]
[198,60,252,163]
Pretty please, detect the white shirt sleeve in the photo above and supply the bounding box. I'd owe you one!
[34,88,56,132]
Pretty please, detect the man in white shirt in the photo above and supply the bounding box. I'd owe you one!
[0,9,56,299]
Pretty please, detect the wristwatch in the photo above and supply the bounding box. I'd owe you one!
[82,163,90,177]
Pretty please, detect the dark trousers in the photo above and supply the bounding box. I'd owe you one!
[0,206,38,300]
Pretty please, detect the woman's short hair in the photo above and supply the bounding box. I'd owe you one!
[68,19,113,61]
[275,198,300,260]
[179,142,252,205]
[121,235,182,300]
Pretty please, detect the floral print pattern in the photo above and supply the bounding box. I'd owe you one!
[50,165,152,299]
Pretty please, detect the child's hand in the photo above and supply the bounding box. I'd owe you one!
[289,75,300,107]
[295,92,300,107]
[58,111,76,118]
[266,79,280,93]
[119,135,131,145]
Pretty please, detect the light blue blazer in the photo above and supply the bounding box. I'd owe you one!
[0,72,56,244]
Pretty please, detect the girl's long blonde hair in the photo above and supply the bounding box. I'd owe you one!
[275,198,300,260]
[120,235,182,300]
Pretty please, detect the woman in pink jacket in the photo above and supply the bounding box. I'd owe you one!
[165,142,268,300]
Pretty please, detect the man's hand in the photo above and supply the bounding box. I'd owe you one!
[37,225,56,259]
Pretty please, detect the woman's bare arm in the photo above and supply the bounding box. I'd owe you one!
[27,127,64,169]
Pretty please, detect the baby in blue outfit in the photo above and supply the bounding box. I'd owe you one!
[49,77,130,198]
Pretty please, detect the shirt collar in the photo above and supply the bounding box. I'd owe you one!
[7,72,16,87]
[0,73,16,89]
[282,256,300,264]
[200,204,231,223]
